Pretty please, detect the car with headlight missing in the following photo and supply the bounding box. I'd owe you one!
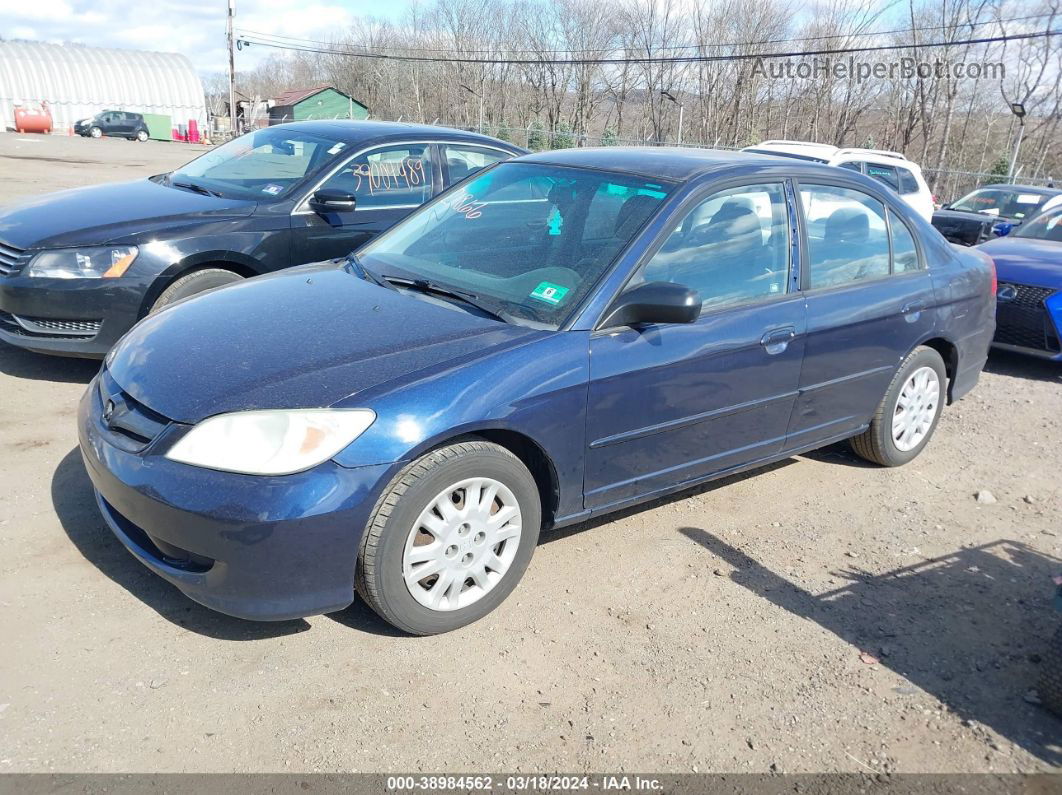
[0,120,524,357]
[79,147,996,635]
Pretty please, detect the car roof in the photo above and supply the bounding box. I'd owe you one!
[265,119,526,151]
[516,146,847,182]
[970,183,1061,196]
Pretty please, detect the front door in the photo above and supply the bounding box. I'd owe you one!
[786,183,937,445]
[585,181,807,511]
[290,142,437,264]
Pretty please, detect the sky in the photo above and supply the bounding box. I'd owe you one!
[0,0,411,74]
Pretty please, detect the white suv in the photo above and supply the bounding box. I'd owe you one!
[741,140,934,221]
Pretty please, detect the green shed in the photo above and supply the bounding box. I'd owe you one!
[268,86,368,125]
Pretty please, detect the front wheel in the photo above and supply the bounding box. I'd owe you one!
[356,440,541,635]
[149,268,244,314]
[89,126,102,139]
[850,346,946,466]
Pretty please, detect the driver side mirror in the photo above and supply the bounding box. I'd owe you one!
[310,189,357,214]
[599,281,701,329]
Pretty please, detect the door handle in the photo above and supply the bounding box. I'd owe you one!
[760,327,796,354]
[902,300,925,314]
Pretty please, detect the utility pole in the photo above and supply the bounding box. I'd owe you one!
[227,0,237,137]
[1007,102,1026,182]
[661,90,684,145]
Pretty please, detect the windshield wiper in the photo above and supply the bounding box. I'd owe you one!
[169,176,223,198]
[344,254,394,290]
[382,276,511,324]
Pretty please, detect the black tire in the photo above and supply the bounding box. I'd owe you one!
[89,126,102,139]
[356,440,541,635]
[135,129,149,142]
[149,268,244,314]
[1039,623,1062,717]
[850,345,947,467]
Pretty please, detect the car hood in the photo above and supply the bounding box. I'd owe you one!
[977,237,1062,289]
[0,178,257,249]
[106,264,543,423]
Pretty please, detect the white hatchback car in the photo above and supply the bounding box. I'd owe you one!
[741,140,934,221]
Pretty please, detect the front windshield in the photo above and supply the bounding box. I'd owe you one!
[357,162,674,329]
[1015,207,1062,241]
[170,127,350,200]
[950,188,1048,219]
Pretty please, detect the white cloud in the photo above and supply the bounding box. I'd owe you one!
[0,0,409,74]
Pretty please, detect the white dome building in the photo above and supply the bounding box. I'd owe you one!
[0,40,205,133]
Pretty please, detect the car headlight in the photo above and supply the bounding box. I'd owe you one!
[165,408,376,475]
[27,246,138,279]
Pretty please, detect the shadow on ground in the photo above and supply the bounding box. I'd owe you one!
[984,349,1062,384]
[52,447,311,640]
[0,340,100,384]
[681,527,1062,766]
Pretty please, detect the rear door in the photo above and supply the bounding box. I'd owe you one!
[584,180,806,510]
[290,142,436,263]
[786,181,936,446]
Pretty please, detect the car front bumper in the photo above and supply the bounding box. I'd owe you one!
[991,283,1062,360]
[77,375,397,621]
[0,271,146,358]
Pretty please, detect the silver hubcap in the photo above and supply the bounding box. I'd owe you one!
[892,365,940,452]
[402,477,522,612]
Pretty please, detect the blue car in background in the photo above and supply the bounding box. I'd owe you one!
[979,205,1062,359]
[78,148,996,635]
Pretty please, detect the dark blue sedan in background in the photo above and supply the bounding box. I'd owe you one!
[78,148,996,635]
[0,121,524,357]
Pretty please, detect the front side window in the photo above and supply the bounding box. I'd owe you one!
[635,183,790,309]
[444,145,507,186]
[357,162,673,329]
[171,126,350,200]
[321,144,433,209]
[950,188,1048,220]
[801,184,890,288]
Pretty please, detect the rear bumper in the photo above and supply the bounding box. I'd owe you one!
[78,376,396,620]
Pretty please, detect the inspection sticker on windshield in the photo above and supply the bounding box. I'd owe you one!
[530,281,570,305]
[262,184,283,195]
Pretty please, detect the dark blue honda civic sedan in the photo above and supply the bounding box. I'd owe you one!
[78,148,996,634]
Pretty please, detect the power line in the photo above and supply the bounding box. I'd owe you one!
[235,11,1056,57]
[236,28,1061,66]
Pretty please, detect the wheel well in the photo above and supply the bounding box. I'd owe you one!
[140,261,256,318]
[460,429,560,530]
[920,337,958,402]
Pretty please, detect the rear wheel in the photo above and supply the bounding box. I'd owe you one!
[135,129,149,142]
[851,346,946,466]
[149,268,244,314]
[356,440,541,635]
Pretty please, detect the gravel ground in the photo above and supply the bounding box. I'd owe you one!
[0,132,1060,774]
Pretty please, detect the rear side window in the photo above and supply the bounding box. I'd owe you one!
[443,145,507,186]
[866,163,899,191]
[896,168,920,195]
[800,184,890,288]
[889,209,920,272]
[839,161,863,172]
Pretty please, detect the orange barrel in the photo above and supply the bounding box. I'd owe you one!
[14,106,53,134]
